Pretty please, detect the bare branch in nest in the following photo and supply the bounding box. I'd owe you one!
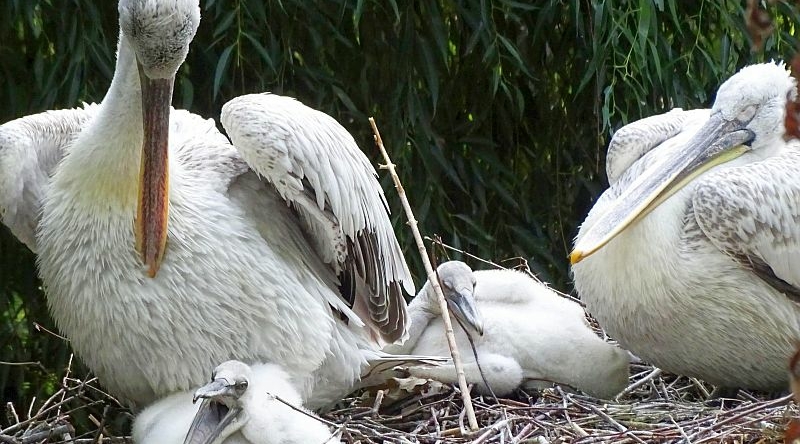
[369,117,479,431]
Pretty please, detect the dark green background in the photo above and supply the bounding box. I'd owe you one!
[1,0,797,421]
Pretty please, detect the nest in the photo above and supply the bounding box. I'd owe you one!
[2,358,797,443]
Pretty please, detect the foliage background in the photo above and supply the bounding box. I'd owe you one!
[1,0,798,429]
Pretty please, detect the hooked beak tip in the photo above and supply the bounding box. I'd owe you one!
[569,250,586,265]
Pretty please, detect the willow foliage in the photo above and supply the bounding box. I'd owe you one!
[0,0,798,416]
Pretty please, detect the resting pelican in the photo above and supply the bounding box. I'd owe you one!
[133,360,340,444]
[386,261,630,398]
[0,0,414,410]
[571,62,800,391]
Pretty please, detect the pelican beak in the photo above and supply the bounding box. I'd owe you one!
[134,65,173,278]
[447,287,484,336]
[184,379,243,444]
[570,111,755,264]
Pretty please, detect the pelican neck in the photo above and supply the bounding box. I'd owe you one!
[101,34,143,118]
[396,285,440,352]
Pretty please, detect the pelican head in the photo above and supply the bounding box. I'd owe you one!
[118,0,201,277]
[434,261,484,336]
[571,62,796,263]
[185,360,250,444]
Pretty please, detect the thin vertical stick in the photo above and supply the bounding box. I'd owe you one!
[369,117,479,431]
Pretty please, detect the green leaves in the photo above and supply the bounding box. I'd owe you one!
[2,0,800,428]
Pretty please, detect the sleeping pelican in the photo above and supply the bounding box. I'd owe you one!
[571,62,800,391]
[132,361,341,444]
[0,0,414,410]
[386,261,630,399]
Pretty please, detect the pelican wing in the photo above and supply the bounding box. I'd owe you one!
[0,105,97,251]
[693,146,800,301]
[606,108,710,185]
[221,93,413,345]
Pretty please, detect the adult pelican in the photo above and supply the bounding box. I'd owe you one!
[0,0,414,410]
[571,62,800,391]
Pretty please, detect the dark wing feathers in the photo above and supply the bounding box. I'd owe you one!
[221,93,414,346]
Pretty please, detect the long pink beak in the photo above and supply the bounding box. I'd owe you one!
[134,69,173,278]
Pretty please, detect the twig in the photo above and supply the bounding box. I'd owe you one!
[59,353,75,419]
[686,394,792,441]
[0,361,42,367]
[471,418,512,444]
[92,405,111,443]
[511,423,534,443]
[33,322,69,341]
[617,368,662,399]
[425,236,507,270]
[267,393,341,429]
[6,403,19,426]
[371,389,385,417]
[369,117,479,431]
[21,422,74,444]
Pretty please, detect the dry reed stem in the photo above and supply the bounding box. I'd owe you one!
[369,117,479,431]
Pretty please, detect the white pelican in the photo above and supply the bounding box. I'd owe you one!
[386,261,630,399]
[0,0,414,410]
[132,360,341,444]
[571,62,800,391]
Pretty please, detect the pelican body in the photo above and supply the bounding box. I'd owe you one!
[0,0,413,410]
[133,361,340,444]
[572,63,800,390]
[387,261,630,398]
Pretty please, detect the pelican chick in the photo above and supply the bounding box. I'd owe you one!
[133,361,341,444]
[386,261,630,399]
[572,62,800,390]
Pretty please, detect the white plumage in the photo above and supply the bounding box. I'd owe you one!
[572,62,800,390]
[133,360,340,444]
[0,0,413,410]
[387,261,630,399]
[0,104,97,250]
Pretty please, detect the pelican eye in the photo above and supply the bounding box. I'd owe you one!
[235,380,248,391]
[737,104,757,124]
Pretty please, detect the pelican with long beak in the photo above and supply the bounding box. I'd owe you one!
[572,62,800,390]
[2,0,417,411]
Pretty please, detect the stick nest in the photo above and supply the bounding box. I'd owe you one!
[2,358,796,443]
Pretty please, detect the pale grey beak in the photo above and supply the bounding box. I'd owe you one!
[183,379,242,444]
[571,111,755,264]
[448,287,484,336]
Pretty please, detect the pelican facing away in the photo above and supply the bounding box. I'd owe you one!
[571,62,800,390]
[133,361,340,444]
[387,261,630,398]
[0,0,414,410]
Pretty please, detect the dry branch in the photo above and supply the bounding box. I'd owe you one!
[369,117,479,431]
